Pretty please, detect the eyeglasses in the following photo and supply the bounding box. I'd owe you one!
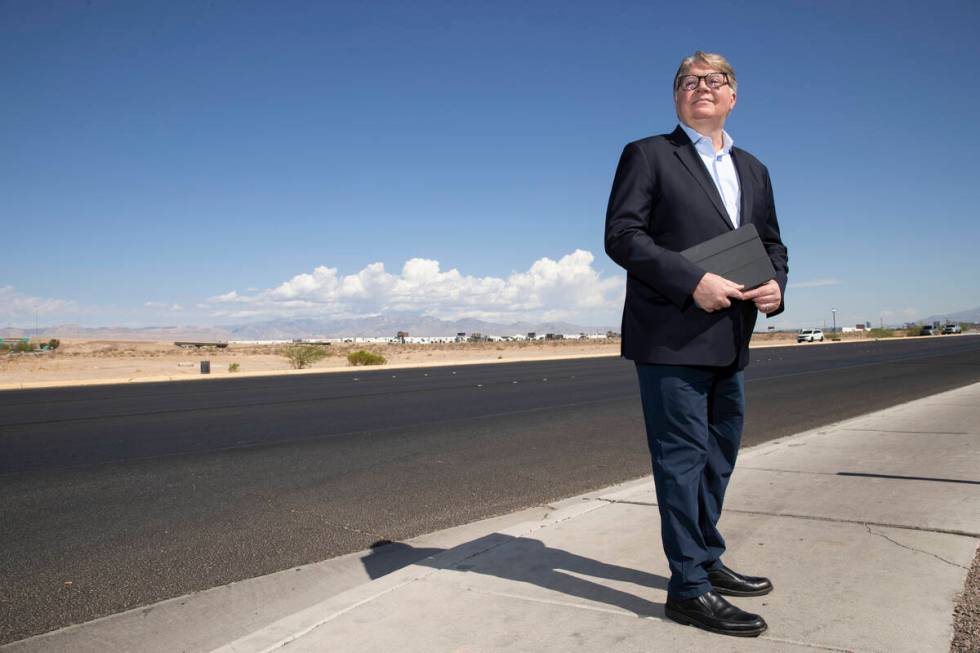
[675,72,730,92]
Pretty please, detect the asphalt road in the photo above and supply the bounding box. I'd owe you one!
[2,336,979,643]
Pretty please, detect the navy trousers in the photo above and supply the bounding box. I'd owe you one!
[635,362,744,599]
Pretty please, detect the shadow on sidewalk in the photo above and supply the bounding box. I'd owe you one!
[360,533,667,618]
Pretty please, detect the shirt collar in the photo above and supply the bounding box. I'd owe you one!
[679,122,734,157]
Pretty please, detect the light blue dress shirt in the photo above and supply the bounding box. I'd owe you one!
[679,122,741,228]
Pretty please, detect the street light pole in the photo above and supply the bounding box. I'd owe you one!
[832,309,837,339]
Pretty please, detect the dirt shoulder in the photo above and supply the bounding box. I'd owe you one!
[0,338,620,390]
[0,331,943,391]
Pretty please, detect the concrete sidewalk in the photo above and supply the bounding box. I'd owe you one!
[7,383,980,652]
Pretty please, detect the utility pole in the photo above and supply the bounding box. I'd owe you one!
[831,309,837,339]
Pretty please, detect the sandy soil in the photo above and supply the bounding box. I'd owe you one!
[0,331,914,389]
[0,339,620,388]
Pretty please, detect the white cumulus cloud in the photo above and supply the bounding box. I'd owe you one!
[209,251,624,324]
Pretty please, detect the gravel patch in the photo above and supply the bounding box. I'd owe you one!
[951,541,980,653]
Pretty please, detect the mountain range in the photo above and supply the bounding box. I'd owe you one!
[919,306,980,325]
[5,306,978,341]
[1,313,616,341]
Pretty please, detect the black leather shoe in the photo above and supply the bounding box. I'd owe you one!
[665,591,767,637]
[707,563,773,596]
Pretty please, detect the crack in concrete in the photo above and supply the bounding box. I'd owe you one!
[864,525,968,570]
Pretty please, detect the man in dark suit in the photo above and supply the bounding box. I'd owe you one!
[604,51,788,638]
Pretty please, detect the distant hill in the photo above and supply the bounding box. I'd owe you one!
[918,306,980,325]
[225,314,611,339]
[1,313,616,341]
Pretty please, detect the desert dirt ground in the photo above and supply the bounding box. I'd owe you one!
[0,338,626,388]
[0,330,888,390]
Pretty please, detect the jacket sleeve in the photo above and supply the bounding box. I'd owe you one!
[604,142,705,308]
[759,166,789,317]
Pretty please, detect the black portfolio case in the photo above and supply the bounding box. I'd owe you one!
[680,224,775,290]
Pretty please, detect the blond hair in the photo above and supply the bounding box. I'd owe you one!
[674,51,737,93]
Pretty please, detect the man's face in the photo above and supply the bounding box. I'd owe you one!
[674,61,736,127]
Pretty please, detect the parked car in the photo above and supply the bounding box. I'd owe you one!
[919,325,937,336]
[797,329,824,343]
[942,324,962,334]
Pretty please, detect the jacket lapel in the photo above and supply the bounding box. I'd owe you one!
[731,148,754,227]
[669,126,734,231]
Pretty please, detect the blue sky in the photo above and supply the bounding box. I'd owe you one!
[2,0,979,331]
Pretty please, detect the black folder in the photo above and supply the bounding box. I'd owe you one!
[680,224,775,290]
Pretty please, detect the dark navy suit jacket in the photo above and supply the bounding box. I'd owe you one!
[604,126,789,369]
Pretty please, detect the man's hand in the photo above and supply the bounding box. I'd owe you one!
[741,279,782,314]
[693,273,744,313]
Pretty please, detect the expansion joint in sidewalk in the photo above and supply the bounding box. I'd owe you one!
[591,498,980,539]
[839,427,972,436]
[725,508,980,539]
[738,466,842,476]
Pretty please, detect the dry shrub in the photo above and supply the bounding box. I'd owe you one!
[282,345,329,369]
[347,350,386,366]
